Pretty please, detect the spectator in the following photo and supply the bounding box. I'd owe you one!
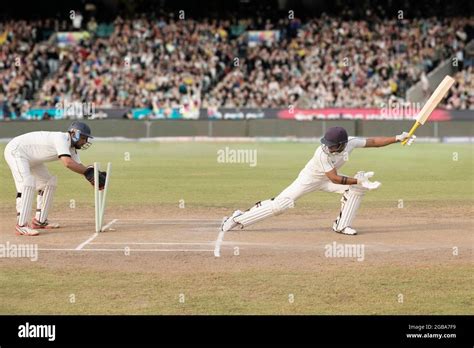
[445,67,473,110]
[72,11,83,31]
[87,17,98,34]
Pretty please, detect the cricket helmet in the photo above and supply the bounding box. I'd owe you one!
[68,121,93,150]
[321,126,348,153]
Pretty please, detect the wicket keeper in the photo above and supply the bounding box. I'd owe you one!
[3,122,107,236]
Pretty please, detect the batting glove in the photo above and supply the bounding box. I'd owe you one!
[355,171,382,190]
[396,132,417,146]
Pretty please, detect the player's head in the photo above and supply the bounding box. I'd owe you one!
[321,126,348,154]
[68,121,93,150]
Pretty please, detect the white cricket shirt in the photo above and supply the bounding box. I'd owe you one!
[299,137,367,179]
[8,131,81,165]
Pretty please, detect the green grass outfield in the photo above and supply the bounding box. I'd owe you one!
[1,142,473,209]
[1,264,471,314]
[0,142,473,314]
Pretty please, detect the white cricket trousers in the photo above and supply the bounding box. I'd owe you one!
[4,141,54,195]
[275,174,349,202]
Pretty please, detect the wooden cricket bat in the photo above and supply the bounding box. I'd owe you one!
[402,75,455,145]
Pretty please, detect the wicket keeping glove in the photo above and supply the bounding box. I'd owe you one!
[84,166,107,190]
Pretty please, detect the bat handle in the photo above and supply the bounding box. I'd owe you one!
[401,122,421,146]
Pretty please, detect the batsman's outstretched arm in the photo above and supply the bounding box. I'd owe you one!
[365,131,416,148]
[364,136,397,148]
[60,156,88,174]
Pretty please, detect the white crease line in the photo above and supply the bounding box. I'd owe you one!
[121,219,221,221]
[222,241,294,247]
[84,248,214,252]
[213,220,226,258]
[38,243,458,254]
[89,242,214,245]
[39,248,214,252]
[88,240,318,248]
[101,218,118,231]
[75,233,99,250]
[143,222,220,225]
[74,219,117,250]
[62,218,220,222]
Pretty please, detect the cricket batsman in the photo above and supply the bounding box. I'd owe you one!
[221,127,416,235]
[3,121,107,236]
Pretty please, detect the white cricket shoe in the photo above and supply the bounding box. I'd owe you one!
[340,226,357,235]
[332,221,357,235]
[220,210,243,232]
[15,224,39,236]
[31,218,60,229]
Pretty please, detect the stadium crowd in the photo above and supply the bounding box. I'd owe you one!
[0,20,61,116]
[0,13,473,114]
[446,67,473,110]
[206,16,472,108]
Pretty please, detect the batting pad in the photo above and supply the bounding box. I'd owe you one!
[234,197,294,227]
[335,185,366,231]
[18,176,36,226]
[36,176,57,223]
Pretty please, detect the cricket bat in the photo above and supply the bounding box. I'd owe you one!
[402,75,455,145]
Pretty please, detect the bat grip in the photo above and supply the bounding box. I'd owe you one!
[401,122,421,146]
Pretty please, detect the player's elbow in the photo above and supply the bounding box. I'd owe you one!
[325,171,340,184]
[60,156,74,168]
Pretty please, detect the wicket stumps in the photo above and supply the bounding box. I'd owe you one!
[94,162,111,232]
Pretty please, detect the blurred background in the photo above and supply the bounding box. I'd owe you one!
[0,0,472,138]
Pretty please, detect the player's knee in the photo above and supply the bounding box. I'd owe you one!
[47,175,58,187]
[349,185,366,196]
[35,175,56,191]
[271,197,294,216]
[22,176,36,189]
